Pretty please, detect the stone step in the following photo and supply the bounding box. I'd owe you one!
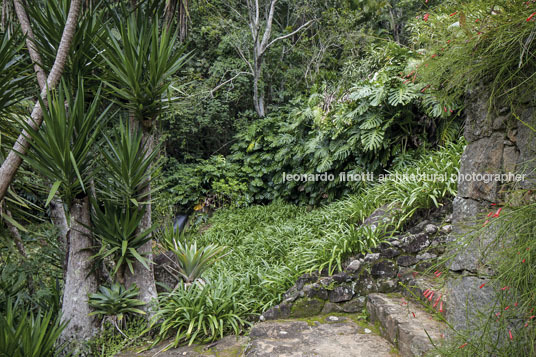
[367,293,445,357]
[245,315,398,356]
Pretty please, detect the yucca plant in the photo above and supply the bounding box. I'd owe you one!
[99,8,190,120]
[0,30,27,118]
[18,79,109,207]
[97,121,161,204]
[91,202,154,278]
[0,299,69,357]
[88,283,145,332]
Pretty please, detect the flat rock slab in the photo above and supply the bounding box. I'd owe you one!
[367,293,445,357]
[246,317,396,357]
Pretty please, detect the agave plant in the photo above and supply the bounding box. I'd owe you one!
[0,299,69,357]
[89,283,145,332]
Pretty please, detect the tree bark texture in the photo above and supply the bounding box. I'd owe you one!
[0,0,82,203]
[59,196,98,343]
[124,128,157,314]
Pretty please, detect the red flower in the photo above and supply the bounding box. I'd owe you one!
[509,330,513,340]
[475,19,480,23]
[431,54,437,58]
[450,11,458,16]
[439,300,444,312]
[444,106,447,112]
[479,283,486,289]
[501,286,510,291]
[428,292,435,301]
[424,13,430,21]
[458,343,467,349]
[487,212,493,217]
[491,203,496,206]
[412,312,416,318]
[515,302,518,307]
[505,306,510,311]
[523,259,526,263]
[433,295,441,308]
[493,208,502,217]
[483,220,489,227]
[527,12,536,22]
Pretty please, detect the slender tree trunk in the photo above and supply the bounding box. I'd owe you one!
[13,0,47,89]
[60,196,98,345]
[124,126,157,315]
[0,0,82,203]
[252,53,265,117]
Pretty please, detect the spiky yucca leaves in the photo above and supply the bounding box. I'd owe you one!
[99,9,190,120]
[18,79,108,207]
[91,202,154,277]
[0,31,26,118]
[97,122,161,204]
[25,0,107,86]
[0,299,69,357]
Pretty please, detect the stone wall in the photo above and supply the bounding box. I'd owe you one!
[259,204,452,321]
[446,88,536,331]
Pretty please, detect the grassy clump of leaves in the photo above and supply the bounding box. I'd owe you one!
[149,275,251,350]
[410,0,536,108]
[0,299,68,357]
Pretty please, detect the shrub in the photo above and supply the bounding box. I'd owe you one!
[409,0,536,108]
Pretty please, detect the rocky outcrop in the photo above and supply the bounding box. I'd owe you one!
[446,87,536,331]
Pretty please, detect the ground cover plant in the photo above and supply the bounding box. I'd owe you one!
[150,141,463,348]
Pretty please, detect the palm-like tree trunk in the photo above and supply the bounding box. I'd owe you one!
[0,0,82,203]
[124,119,157,315]
[59,196,98,346]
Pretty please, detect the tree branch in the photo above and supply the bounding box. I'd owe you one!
[263,20,313,54]
[210,71,251,96]
[0,0,83,203]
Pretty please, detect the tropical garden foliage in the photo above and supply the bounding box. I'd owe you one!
[0,0,535,355]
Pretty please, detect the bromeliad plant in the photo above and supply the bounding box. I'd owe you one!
[88,284,145,332]
[160,224,227,286]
